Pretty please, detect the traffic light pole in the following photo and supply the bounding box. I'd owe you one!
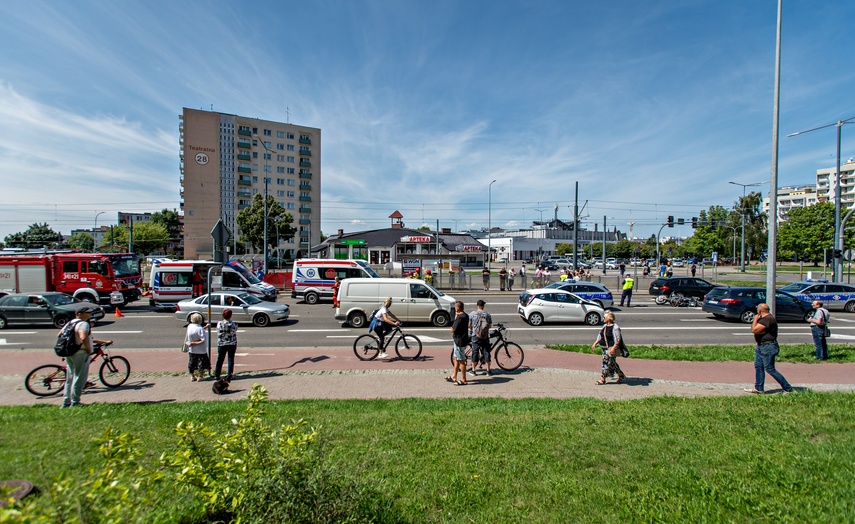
[655,223,669,266]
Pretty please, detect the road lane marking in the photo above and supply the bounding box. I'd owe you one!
[0,332,38,335]
[89,330,143,334]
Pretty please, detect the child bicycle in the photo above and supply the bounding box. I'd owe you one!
[353,324,422,361]
[449,323,525,371]
[24,341,131,396]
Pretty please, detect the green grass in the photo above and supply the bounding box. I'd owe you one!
[548,343,855,363]
[2,394,854,522]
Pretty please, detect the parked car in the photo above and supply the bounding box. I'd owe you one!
[649,277,718,304]
[702,287,814,323]
[538,260,559,271]
[671,259,685,267]
[778,280,855,312]
[544,281,614,308]
[175,292,290,327]
[518,288,604,326]
[553,258,573,269]
[0,292,105,329]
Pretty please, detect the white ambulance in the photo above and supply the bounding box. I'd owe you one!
[149,259,277,309]
[290,259,380,304]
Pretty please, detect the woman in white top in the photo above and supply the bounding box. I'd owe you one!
[591,311,626,385]
[186,312,209,381]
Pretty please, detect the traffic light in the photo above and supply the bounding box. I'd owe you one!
[691,217,698,229]
[834,249,843,259]
[667,216,674,228]
[677,217,685,225]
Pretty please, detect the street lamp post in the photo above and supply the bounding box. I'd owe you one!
[488,179,497,269]
[728,181,765,272]
[787,115,855,282]
[93,211,105,251]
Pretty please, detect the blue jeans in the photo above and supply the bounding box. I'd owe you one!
[63,350,90,406]
[811,325,828,360]
[754,342,793,392]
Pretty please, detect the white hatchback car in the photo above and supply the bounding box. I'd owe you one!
[518,288,604,326]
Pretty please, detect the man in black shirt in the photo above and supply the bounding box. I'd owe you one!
[745,303,794,394]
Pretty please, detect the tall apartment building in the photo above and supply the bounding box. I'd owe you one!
[179,108,321,259]
[762,185,818,223]
[815,159,855,211]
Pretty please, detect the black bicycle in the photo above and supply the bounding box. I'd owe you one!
[449,323,525,371]
[24,342,130,396]
[353,325,422,361]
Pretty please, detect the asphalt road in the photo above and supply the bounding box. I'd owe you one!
[2,290,853,358]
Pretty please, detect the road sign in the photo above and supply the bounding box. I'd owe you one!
[211,219,231,246]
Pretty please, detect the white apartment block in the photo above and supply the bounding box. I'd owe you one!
[815,159,855,211]
[180,108,321,259]
[762,185,818,223]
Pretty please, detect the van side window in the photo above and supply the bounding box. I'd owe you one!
[223,272,243,287]
[345,268,363,279]
[410,284,434,300]
[161,272,190,286]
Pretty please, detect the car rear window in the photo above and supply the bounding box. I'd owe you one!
[706,288,729,299]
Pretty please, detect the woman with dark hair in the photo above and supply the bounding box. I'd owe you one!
[215,309,239,381]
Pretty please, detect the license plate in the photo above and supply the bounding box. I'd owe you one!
[708,300,718,304]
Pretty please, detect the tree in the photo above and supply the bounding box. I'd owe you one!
[778,202,834,265]
[67,232,94,252]
[683,206,730,257]
[236,194,296,252]
[151,209,181,242]
[100,223,169,255]
[4,223,62,249]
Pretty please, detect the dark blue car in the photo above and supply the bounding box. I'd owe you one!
[702,287,813,324]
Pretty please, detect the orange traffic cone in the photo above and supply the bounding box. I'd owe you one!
[114,308,125,318]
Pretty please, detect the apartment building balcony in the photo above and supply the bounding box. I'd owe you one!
[237,189,251,197]
[299,160,311,168]
[238,128,252,137]
[299,183,311,191]
[237,152,251,161]
[300,218,311,225]
[299,149,311,157]
[238,176,252,186]
[238,166,252,173]
[299,172,312,179]
[299,137,311,145]
[237,140,252,149]
[299,206,311,213]
[299,196,312,202]
[238,204,250,210]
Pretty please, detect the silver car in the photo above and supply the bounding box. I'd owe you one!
[175,292,289,327]
[518,288,604,326]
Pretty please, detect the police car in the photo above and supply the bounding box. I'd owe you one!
[778,280,855,312]
[543,281,614,308]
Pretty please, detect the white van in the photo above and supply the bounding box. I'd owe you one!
[149,259,277,309]
[334,278,456,328]
[291,259,380,304]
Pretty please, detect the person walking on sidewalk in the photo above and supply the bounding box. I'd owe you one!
[469,299,493,376]
[807,300,830,360]
[447,301,469,385]
[745,303,794,394]
[592,311,626,385]
[620,274,634,307]
[215,309,238,382]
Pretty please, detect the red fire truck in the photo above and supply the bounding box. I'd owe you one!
[0,252,142,307]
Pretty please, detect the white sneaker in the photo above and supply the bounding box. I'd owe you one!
[377,353,389,359]
[743,388,763,394]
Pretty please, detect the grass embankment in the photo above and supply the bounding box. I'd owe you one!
[2,393,854,522]
[548,343,855,363]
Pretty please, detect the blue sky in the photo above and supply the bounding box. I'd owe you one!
[1,0,854,243]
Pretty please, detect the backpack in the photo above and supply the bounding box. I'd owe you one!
[367,309,380,331]
[54,320,83,357]
[476,314,490,340]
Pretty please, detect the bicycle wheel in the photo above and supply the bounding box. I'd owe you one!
[100,355,130,388]
[394,334,422,360]
[25,364,66,396]
[353,334,381,361]
[495,342,525,371]
[450,345,472,367]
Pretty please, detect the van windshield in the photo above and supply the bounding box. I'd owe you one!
[356,260,381,278]
[229,262,261,284]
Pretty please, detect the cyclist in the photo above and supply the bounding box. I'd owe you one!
[373,297,401,359]
[62,306,112,408]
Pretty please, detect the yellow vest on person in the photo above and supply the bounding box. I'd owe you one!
[622,277,634,290]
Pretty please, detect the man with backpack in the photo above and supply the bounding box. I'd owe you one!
[61,306,112,408]
[468,299,493,376]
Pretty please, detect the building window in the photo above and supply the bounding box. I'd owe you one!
[264,165,271,172]
[287,191,295,197]
[253,152,258,158]
[264,153,271,160]
[277,166,285,173]
[287,144,295,151]
[277,190,285,197]
[277,178,285,185]
[287,203,295,209]
[277,143,284,150]
[264,129,271,136]
[287,179,295,186]
[277,155,285,162]
[287,168,295,174]
[287,156,295,163]
[252,176,258,182]
[287,133,294,139]
[253,164,258,171]
[277,131,284,138]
